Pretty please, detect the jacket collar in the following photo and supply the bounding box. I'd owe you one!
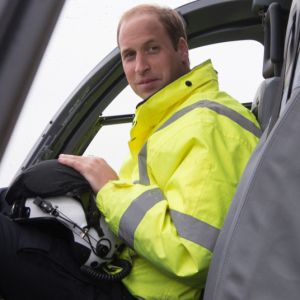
[129,60,219,155]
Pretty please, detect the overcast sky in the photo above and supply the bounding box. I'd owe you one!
[0,0,263,186]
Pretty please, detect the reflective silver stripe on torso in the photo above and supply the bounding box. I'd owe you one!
[138,144,150,185]
[119,100,260,250]
[170,209,219,251]
[118,187,220,251]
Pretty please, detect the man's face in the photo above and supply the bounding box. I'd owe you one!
[118,13,189,99]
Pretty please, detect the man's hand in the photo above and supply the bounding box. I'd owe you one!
[58,154,118,193]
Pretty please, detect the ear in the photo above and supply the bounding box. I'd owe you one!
[177,37,190,67]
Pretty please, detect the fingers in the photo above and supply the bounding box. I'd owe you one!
[58,154,118,193]
[58,154,107,175]
[58,154,89,173]
[58,153,103,181]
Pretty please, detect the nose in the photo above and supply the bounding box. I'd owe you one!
[135,53,150,75]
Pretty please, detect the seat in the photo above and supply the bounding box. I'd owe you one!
[203,1,300,299]
[251,77,281,131]
[251,0,288,132]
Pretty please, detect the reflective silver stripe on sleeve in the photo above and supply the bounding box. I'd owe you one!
[158,100,262,138]
[170,209,220,251]
[118,188,164,248]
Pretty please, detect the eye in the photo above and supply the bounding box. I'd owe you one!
[148,45,160,54]
[122,51,135,62]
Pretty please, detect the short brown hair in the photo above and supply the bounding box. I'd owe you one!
[117,4,187,50]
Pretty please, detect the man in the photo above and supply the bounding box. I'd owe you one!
[0,4,260,300]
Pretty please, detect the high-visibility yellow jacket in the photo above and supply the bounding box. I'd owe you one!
[97,60,261,299]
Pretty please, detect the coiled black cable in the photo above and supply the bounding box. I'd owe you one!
[80,259,132,282]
